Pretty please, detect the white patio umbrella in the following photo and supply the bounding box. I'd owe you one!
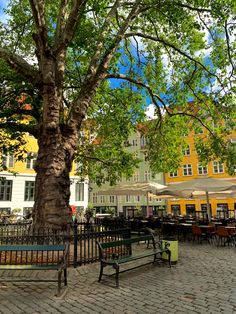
[97,181,167,216]
[155,177,236,220]
[97,181,166,195]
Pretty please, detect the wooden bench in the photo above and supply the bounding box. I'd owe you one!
[0,243,69,296]
[97,234,171,287]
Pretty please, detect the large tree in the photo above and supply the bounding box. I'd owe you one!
[0,0,235,228]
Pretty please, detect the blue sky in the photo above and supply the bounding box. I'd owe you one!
[0,0,9,22]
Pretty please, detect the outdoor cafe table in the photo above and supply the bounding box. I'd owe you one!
[212,222,222,226]
[198,224,215,233]
[177,223,192,241]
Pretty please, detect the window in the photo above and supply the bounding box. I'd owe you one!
[0,179,12,201]
[132,139,138,146]
[144,170,151,181]
[126,176,131,182]
[2,153,14,168]
[213,161,224,174]
[75,183,84,201]
[171,205,180,216]
[125,195,131,203]
[217,203,228,210]
[26,153,37,169]
[182,144,190,156]
[100,195,105,203]
[110,195,115,203]
[24,181,35,201]
[75,162,83,173]
[183,164,193,176]
[92,193,97,204]
[143,152,148,161]
[169,171,178,177]
[135,195,140,202]
[198,164,208,175]
[133,173,139,182]
[185,204,196,216]
[140,135,147,147]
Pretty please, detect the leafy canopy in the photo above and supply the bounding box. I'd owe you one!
[0,0,235,179]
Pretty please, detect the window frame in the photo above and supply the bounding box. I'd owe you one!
[75,182,85,201]
[0,179,13,201]
[24,181,35,201]
[26,153,37,169]
[182,144,190,156]
[198,164,208,175]
[169,170,178,178]
[212,161,224,174]
[182,164,193,176]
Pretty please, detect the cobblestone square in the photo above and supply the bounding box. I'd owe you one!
[1,242,236,314]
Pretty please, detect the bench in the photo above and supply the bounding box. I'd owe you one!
[0,243,69,296]
[97,234,171,287]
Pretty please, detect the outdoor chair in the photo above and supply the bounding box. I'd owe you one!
[207,223,217,243]
[216,226,232,246]
[192,225,209,244]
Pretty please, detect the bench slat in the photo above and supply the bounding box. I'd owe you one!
[105,248,166,264]
[100,235,153,249]
[0,245,65,252]
[0,264,59,270]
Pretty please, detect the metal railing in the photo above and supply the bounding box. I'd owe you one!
[0,220,131,267]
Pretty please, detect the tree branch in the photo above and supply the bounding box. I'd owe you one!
[0,48,40,86]
[68,1,142,130]
[173,1,211,13]
[95,0,141,76]
[29,0,49,53]
[224,19,235,79]
[53,0,87,55]
[106,73,164,118]
[125,32,225,88]
[88,0,120,73]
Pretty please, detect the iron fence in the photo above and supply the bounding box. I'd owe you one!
[0,221,131,267]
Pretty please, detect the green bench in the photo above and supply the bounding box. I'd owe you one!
[0,243,69,296]
[97,234,171,287]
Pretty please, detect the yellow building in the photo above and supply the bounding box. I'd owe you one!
[0,133,88,217]
[165,129,236,218]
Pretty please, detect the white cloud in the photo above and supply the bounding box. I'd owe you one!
[145,104,156,120]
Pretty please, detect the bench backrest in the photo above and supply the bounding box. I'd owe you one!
[98,235,154,249]
[97,235,155,260]
[0,243,69,265]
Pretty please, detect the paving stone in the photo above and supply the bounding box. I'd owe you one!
[1,242,236,313]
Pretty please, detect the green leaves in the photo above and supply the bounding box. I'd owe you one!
[75,85,145,185]
[0,0,235,182]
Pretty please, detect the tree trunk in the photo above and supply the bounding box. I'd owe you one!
[32,128,75,229]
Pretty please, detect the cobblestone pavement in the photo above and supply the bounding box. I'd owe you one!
[1,242,236,314]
